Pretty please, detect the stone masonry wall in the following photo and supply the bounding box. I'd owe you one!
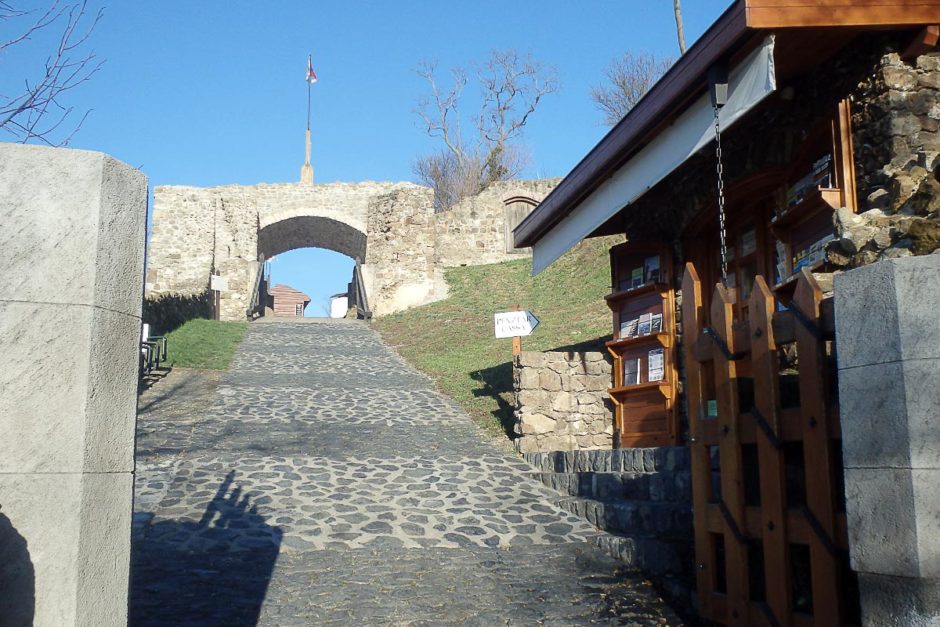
[364,186,447,316]
[828,50,940,266]
[433,179,560,267]
[513,351,614,453]
[146,178,557,321]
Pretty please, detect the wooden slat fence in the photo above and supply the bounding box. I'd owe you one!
[681,262,856,626]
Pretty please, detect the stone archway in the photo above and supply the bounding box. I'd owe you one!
[255,215,368,318]
[144,178,558,321]
[257,215,367,262]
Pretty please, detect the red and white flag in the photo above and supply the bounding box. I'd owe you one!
[306,55,318,85]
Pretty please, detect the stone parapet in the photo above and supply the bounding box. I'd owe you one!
[835,253,940,625]
[513,351,614,453]
[0,144,145,626]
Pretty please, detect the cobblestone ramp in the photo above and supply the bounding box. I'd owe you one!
[131,320,683,625]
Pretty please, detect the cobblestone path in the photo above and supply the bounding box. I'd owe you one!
[131,320,683,625]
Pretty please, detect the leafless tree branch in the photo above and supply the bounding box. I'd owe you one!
[413,49,557,211]
[591,51,672,126]
[0,0,103,145]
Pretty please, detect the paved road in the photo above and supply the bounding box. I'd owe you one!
[131,319,682,625]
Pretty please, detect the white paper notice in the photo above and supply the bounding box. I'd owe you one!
[648,348,665,381]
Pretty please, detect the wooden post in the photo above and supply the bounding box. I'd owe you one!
[512,304,522,356]
[681,264,716,618]
[712,282,749,626]
[793,269,841,625]
[750,276,792,624]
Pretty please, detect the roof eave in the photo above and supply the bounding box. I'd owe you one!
[514,0,750,248]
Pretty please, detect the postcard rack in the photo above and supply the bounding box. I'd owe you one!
[605,241,679,448]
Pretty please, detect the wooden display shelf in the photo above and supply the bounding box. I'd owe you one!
[608,381,674,398]
[771,187,841,231]
[604,282,670,305]
[606,332,673,353]
[607,241,678,448]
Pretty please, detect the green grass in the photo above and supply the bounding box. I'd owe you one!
[374,236,619,441]
[164,319,248,370]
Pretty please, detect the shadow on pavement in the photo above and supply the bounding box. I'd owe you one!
[470,361,516,438]
[129,471,282,626]
[0,511,34,625]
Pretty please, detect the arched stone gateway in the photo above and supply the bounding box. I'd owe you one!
[257,215,366,261]
[145,178,559,320]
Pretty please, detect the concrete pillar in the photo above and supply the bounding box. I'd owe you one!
[0,144,146,626]
[834,254,940,626]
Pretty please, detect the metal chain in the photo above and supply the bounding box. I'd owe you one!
[713,103,729,285]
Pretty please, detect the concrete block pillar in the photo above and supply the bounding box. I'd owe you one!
[0,144,146,626]
[834,254,940,626]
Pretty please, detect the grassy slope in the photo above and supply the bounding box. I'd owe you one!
[374,236,619,440]
[164,319,248,370]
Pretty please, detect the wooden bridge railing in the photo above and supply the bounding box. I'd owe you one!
[681,262,853,627]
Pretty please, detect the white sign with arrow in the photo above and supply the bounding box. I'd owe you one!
[494,310,541,339]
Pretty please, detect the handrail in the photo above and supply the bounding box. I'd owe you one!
[353,259,371,319]
[245,258,266,320]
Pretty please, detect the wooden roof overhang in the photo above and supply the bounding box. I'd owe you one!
[514,0,940,251]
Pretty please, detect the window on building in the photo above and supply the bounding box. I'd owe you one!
[295,303,303,316]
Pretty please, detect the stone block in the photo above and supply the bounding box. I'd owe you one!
[538,434,577,452]
[835,254,940,369]
[839,360,913,469]
[516,352,544,369]
[0,302,140,474]
[539,371,561,391]
[518,368,540,389]
[583,375,610,392]
[843,467,940,578]
[0,472,132,627]
[517,389,549,408]
[913,469,940,578]
[857,572,940,627]
[0,144,146,317]
[520,413,556,435]
[551,391,573,412]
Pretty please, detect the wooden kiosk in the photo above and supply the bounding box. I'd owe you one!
[512,4,940,623]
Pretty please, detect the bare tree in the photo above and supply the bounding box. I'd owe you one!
[591,52,672,126]
[673,0,687,55]
[414,50,558,211]
[0,0,103,145]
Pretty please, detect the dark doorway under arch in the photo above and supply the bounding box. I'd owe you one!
[258,215,366,262]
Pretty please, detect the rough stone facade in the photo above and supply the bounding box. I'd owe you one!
[828,50,940,266]
[513,351,614,453]
[146,178,556,320]
[433,179,561,266]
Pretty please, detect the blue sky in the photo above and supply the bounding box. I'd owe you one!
[4,0,731,314]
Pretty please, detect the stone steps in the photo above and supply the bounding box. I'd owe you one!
[585,532,689,577]
[531,470,691,503]
[523,447,695,589]
[553,496,692,541]
[523,447,690,474]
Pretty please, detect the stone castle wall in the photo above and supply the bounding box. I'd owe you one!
[146,178,557,320]
[433,179,560,267]
[513,351,614,453]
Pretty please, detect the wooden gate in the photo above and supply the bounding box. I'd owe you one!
[681,262,857,626]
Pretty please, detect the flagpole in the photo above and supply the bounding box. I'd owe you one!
[301,54,314,184]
